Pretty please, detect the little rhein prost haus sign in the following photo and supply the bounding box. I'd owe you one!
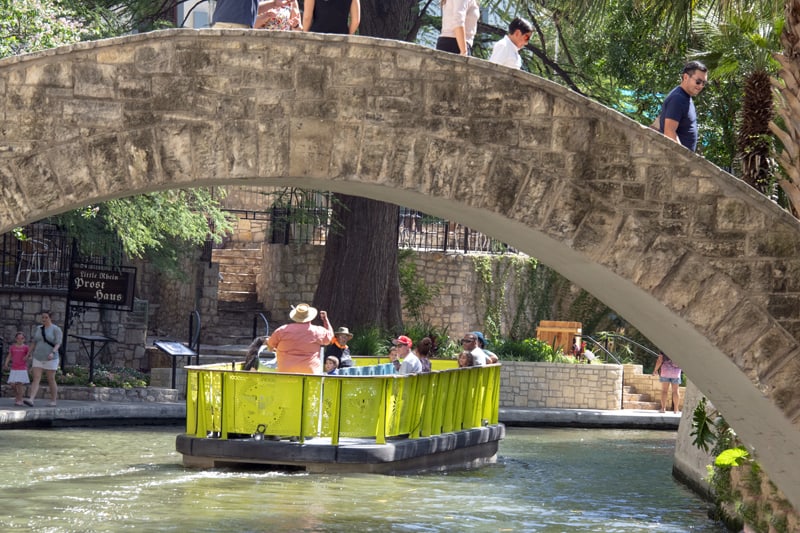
[69,263,136,311]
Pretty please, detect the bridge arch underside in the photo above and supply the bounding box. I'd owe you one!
[2,29,800,506]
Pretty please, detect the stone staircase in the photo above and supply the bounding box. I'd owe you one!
[204,245,270,345]
[213,245,262,304]
[622,385,661,410]
[622,364,685,411]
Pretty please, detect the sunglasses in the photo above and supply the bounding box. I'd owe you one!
[691,76,707,87]
[460,338,476,344]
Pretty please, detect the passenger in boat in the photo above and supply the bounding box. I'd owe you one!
[244,336,267,370]
[415,337,433,373]
[388,345,401,372]
[324,355,339,375]
[393,335,422,374]
[472,331,498,364]
[459,333,490,366]
[267,303,333,374]
[457,350,474,367]
[326,326,354,368]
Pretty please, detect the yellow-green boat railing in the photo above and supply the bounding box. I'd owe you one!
[185,361,500,445]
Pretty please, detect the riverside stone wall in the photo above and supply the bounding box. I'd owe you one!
[499,361,623,410]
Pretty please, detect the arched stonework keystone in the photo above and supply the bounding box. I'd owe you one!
[1,29,799,508]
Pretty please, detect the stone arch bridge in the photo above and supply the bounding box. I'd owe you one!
[1,30,799,507]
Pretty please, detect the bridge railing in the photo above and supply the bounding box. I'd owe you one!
[184,363,501,445]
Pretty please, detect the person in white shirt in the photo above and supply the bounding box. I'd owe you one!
[393,335,422,374]
[436,0,480,56]
[459,333,490,366]
[488,17,533,69]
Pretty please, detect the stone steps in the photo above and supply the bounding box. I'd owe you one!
[622,364,685,412]
[212,246,262,305]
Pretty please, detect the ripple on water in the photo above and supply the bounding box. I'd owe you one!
[0,426,723,532]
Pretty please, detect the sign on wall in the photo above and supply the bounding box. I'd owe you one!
[68,263,136,311]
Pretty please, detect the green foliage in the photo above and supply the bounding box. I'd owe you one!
[347,325,384,356]
[56,365,149,388]
[348,322,456,358]
[1,0,86,57]
[716,447,750,468]
[53,189,233,275]
[493,337,571,363]
[691,397,717,452]
[398,249,441,323]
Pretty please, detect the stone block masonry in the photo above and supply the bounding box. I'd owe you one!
[500,361,623,410]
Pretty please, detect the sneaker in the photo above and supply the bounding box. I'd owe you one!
[23,399,34,407]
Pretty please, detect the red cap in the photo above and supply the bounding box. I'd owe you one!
[392,335,413,347]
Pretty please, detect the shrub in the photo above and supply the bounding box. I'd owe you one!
[493,337,570,363]
[56,366,149,388]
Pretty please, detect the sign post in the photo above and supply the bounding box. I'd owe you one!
[62,263,136,373]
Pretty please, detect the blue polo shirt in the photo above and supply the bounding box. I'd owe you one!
[659,86,698,152]
[212,0,258,27]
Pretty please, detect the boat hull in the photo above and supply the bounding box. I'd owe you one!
[177,423,505,473]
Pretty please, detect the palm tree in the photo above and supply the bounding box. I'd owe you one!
[770,1,800,215]
[694,8,782,194]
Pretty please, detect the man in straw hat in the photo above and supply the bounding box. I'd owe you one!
[325,326,354,368]
[267,303,333,374]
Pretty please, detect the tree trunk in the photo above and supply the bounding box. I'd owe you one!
[312,2,427,331]
[313,195,403,330]
[359,0,426,41]
[771,0,800,216]
[738,70,774,194]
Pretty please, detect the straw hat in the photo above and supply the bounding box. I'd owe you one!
[289,303,317,323]
[334,327,354,339]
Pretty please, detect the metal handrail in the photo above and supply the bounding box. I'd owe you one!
[581,335,621,364]
[600,333,660,359]
[188,310,201,366]
[252,312,269,339]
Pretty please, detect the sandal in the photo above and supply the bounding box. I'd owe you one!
[14,401,24,406]
[47,402,57,407]
[23,399,34,407]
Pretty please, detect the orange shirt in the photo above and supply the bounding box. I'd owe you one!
[267,322,333,374]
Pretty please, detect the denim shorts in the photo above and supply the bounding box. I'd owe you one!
[659,377,681,384]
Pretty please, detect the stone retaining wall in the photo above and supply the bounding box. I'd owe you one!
[1,384,180,402]
[258,243,536,333]
[500,361,623,410]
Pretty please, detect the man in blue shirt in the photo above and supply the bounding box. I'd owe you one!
[211,0,259,28]
[656,61,708,152]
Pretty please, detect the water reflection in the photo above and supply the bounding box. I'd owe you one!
[0,426,723,531]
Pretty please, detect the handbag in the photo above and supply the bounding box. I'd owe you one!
[255,0,301,31]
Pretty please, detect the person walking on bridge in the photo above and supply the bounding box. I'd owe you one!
[211,0,259,28]
[436,0,479,56]
[488,17,533,69]
[653,61,708,152]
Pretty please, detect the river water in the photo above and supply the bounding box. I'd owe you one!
[0,426,723,531]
